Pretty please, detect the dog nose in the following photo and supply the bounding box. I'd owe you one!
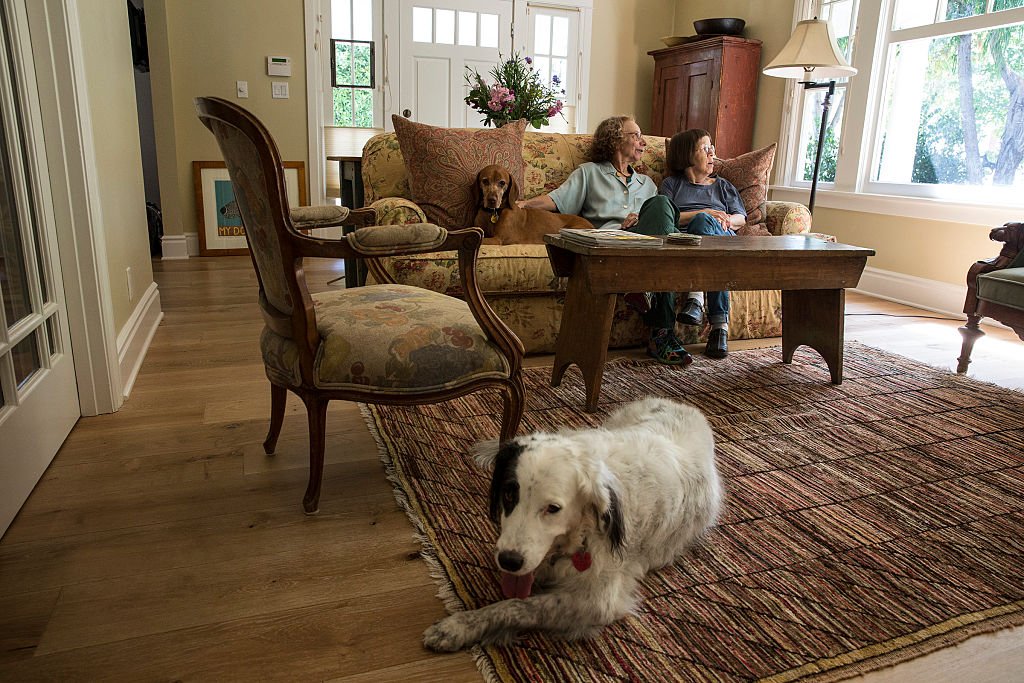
[497,550,524,572]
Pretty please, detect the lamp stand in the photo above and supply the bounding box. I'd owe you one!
[802,79,836,215]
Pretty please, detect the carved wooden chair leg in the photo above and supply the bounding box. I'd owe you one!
[302,394,329,515]
[957,314,985,374]
[263,383,287,455]
[500,376,527,443]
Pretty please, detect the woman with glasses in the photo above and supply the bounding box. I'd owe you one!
[519,115,692,366]
[657,128,746,359]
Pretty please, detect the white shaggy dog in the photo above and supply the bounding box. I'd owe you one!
[423,397,722,651]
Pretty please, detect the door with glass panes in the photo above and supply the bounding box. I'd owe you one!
[0,1,79,537]
[395,0,512,127]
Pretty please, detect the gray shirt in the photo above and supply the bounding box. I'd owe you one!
[660,175,745,216]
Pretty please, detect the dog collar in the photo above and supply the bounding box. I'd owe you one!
[486,207,501,223]
[571,550,592,572]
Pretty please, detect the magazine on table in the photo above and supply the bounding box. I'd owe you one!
[559,228,664,248]
[665,232,702,245]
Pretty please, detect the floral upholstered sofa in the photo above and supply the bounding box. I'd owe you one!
[361,131,814,354]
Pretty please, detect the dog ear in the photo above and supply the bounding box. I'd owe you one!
[470,439,500,469]
[581,461,626,553]
[471,170,484,209]
[505,173,520,207]
[601,486,625,554]
[487,441,523,523]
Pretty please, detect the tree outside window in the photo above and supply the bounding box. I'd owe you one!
[332,0,375,128]
[876,1,1024,190]
[780,0,1024,203]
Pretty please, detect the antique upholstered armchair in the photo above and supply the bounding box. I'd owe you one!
[957,221,1024,373]
[195,97,525,513]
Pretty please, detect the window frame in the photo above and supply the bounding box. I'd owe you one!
[330,38,376,89]
[773,0,1024,223]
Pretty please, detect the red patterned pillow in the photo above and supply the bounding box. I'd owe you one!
[714,143,777,235]
[391,116,527,228]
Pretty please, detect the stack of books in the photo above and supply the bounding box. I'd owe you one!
[665,232,703,245]
[559,228,664,248]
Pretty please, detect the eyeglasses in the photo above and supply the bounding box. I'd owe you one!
[701,144,716,156]
[625,130,644,141]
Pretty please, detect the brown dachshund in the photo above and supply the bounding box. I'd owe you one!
[472,164,591,245]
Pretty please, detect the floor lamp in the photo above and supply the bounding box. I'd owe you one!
[763,18,857,215]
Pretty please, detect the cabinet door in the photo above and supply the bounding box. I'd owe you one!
[652,57,714,138]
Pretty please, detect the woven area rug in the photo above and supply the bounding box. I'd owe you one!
[360,343,1024,682]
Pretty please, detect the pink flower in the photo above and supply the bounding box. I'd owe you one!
[547,100,564,117]
[488,85,515,111]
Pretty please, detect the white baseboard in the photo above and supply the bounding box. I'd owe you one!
[161,234,189,260]
[854,267,967,318]
[160,232,200,259]
[854,266,1009,330]
[116,282,163,399]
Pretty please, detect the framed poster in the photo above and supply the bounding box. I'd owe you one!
[192,160,307,256]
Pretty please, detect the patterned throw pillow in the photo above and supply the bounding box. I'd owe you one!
[391,116,528,229]
[714,143,777,236]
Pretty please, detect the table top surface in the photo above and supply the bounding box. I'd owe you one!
[544,233,875,257]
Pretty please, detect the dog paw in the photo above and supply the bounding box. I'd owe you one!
[423,615,472,652]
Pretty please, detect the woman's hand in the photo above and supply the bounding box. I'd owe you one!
[702,209,732,230]
[622,212,639,229]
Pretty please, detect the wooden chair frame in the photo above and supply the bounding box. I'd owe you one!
[957,221,1024,373]
[195,96,525,513]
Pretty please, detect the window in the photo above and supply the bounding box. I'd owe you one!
[778,0,1024,208]
[526,4,588,133]
[332,0,375,127]
[410,6,499,47]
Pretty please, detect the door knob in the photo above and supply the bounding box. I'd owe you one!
[402,108,412,118]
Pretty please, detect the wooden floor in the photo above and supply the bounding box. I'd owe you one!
[1,256,1021,681]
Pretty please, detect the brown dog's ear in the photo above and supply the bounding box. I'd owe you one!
[470,169,484,209]
[505,173,520,207]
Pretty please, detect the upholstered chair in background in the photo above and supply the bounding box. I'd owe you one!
[195,96,525,513]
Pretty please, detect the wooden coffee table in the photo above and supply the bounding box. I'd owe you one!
[544,234,875,411]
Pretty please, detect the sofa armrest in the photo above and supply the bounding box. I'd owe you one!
[765,201,812,236]
[367,197,428,226]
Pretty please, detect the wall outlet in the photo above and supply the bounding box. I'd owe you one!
[126,266,133,302]
[236,80,249,98]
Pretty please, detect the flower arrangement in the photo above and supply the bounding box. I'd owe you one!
[464,53,565,129]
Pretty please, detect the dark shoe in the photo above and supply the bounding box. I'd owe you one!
[624,292,652,315]
[677,299,704,326]
[647,329,693,366]
[705,328,728,359]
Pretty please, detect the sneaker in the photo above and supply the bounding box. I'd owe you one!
[677,299,704,326]
[624,292,653,315]
[646,329,693,366]
[705,328,728,359]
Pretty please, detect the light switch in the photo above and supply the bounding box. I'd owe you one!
[272,82,289,99]
[236,80,249,98]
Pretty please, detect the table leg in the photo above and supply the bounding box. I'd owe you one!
[551,274,617,412]
[782,288,845,384]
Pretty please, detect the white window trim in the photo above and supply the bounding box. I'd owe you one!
[773,0,1024,225]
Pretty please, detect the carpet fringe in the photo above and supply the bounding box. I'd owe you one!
[358,403,502,683]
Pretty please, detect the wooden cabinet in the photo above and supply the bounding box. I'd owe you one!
[648,36,762,159]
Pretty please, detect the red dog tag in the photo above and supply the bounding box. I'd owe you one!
[571,550,592,572]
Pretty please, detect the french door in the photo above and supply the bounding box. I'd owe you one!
[391,0,513,127]
[0,1,79,537]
